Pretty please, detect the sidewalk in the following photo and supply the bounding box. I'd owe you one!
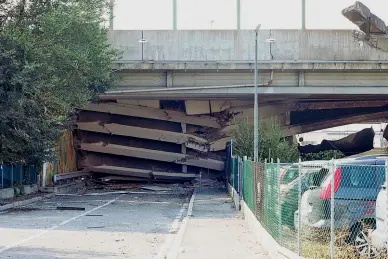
[176,188,270,259]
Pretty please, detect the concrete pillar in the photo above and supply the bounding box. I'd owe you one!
[181,123,187,173]
[173,0,177,30]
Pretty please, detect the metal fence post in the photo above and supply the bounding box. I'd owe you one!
[11,164,13,188]
[242,156,247,200]
[330,158,335,259]
[1,163,3,189]
[277,158,282,246]
[297,157,302,255]
[385,159,388,253]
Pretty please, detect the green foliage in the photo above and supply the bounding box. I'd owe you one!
[232,118,300,163]
[0,0,119,164]
[302,150,345,161]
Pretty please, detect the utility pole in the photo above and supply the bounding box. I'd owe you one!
[254,24,261,163]
[302,0,306,29]
[237,0,241,29]
[109,0,114,30]
[173,0,177,30]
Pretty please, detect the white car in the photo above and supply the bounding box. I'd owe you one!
[370,183,387,251]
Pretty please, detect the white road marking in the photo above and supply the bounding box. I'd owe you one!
[154,191,195,259]
[166,190,196,259]
[0,194,125,253]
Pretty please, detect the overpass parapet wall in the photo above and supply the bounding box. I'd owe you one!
[109,30,388,63]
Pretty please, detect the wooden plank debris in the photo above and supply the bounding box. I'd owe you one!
[80,143,224,171]
[82,103,221,128]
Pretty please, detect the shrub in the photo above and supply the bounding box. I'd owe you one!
[232,117,300,163]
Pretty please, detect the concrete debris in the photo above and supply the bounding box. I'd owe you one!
[141,186,172,192]
[87,225,105,229]
[342,1,387,34]
[56,206,86,211]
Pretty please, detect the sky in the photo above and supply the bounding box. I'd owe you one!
[113,0,388,30]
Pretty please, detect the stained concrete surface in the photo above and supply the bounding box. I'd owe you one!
[0,192,190,259]
[176,189,270,259]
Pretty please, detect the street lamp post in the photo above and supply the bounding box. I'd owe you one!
[254,24,261,163]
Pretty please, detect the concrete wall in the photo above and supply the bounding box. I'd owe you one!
[109,30,388,62]
[116,70,388,88]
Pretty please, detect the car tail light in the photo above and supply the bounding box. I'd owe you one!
[320,168,342,200]
[280,168,287,180]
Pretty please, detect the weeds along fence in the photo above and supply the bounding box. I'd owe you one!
[228,144,388,258]
[0,164,38,189]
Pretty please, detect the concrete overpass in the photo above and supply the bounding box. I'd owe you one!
[101,29,388,136]
[75,29,388,178]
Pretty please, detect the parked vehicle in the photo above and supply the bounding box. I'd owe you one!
[370,182,387,252]
[295,158,386,257]
[280,161,328,227]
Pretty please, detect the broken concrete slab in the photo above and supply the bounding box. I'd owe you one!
[342,1,387,34]
[76,122,208,151]
[82,103,221,128]
[185,100,210,115]
[89,165,198,182]
[80,143,225,171]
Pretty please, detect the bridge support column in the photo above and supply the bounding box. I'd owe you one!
[181,123,188,173]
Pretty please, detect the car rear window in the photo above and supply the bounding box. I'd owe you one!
[282,166,298,184]
[340,166,377,188]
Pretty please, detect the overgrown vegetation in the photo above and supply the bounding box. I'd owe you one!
[232,118,300,163]
[302,150,345,161]
[0,0,119,165]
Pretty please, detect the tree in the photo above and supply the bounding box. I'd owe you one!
[232,118,300,163]
[0,0,119,164]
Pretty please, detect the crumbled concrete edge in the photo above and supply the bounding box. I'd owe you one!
[227,184,303,259]
[0,193,55,212]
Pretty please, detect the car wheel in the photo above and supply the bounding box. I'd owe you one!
[353,226,378,258]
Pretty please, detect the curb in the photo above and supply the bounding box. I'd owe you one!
[0,193,55,212]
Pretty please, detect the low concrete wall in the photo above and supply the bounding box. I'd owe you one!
[0,184,39,199]
[24,185,39,195]
[241,201,302,259]
[0,188,14,199]
[227,184,301,259]
[227,183,240,211]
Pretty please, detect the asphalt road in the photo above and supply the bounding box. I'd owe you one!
[0,191,190,259]
[0,188,268,259]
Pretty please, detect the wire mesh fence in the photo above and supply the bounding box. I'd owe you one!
[228,153,388,259]
[0,164,37,189]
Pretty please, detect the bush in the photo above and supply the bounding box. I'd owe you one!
[232,117,300,163]
[302,150,345,161]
